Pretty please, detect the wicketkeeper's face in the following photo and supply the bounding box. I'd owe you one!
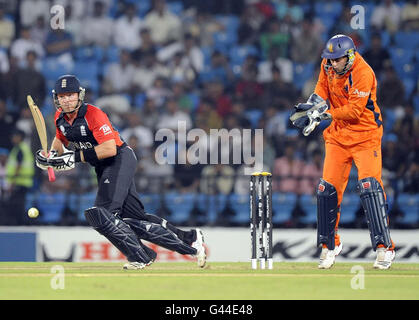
[330,56,348,74]
[57,92,79,113]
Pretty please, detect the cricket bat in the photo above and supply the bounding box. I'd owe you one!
[27,95,56,182]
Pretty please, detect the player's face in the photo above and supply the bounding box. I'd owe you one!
[57,92,79,113]
[330,56,348,74]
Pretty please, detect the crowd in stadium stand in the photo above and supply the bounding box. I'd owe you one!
[0,0,417,226]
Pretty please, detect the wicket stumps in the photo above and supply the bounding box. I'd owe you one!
[250,172,273,269]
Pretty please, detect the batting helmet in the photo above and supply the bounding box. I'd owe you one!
[52,75,85,113]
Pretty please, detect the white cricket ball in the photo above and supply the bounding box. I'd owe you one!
[28,207,39,218]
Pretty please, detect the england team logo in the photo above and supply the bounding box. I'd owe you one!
[80,125,87,136]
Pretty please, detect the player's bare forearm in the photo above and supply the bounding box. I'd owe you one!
[51,137,64,155]
[81,139,117,161]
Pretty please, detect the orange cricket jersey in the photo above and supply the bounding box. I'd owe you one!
[314,52,383,146]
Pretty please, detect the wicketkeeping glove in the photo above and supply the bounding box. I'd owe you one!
[289,93,331,136]
[302,108,332,136]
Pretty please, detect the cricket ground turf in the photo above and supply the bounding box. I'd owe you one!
[0,262,418,300]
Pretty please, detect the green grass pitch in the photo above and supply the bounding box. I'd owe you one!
[0,262,418,300]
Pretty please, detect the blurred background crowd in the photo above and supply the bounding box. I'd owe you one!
[0,0,417,228]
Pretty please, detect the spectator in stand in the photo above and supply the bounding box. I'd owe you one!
[132,28,157,59]
[362,33,392,79]
[20,0,50,28]
[203,50,235,88]
[82,0,114,47]
[290,17,322,64]
[102,49,135,95]
[182,33,205,75]
[45,28,74,69]
[258,45,294,84]
[144,0,182,46]
[0,3,15,48]
[156,97,192,132]
[382,134,407,196]
[371,0,402,34]
[171,81,194,113]
[184,9,225,47]
[275,0,304,24]
[10,26,44,69]
[0,99,15,151]
[0,49,10,99]
[194,97,223,133]
[30,15,48,45]
[254,0,276,20]
[11,51,46,112]
[393,104,419,152]
[300,149,323,195]
[204,81,232,117]
[403,151,418,193]
[146,76,172,108]
[264,104,288,145]
[272,142,304,194]
[132,51,170,93]
[120,112,154,157]
[113,3,143,50]
[237,4,265,46]
[401,0,419,31]
[377,66,406,110]
[260,17,290,60]
[157,33,204,80]
[136,144,174,194]
[235,64,264,110]
[139,98,160,132]
[200,163,235,195]
[174,149,202,194]
[262,65,298,111]
[302,64,321,100]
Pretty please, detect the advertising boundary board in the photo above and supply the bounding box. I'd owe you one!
[0,227,418,262]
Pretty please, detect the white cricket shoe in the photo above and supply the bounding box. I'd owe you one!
[123,262,148,270]
[318,242,343,269]
[373,247,395,270]
[192,228,206,268]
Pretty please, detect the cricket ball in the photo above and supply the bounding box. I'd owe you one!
[28,207,39,218]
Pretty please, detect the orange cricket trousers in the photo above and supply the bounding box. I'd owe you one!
[321,134,394,249]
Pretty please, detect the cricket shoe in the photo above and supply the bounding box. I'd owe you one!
[123,260,153,270]
[373,247,395,270]
[192,228,206,268]
[318,242,343,269]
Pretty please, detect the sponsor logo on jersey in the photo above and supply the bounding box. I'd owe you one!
[60,125,66,136]
[353,88,370,98]
[318,184,325,192]
[99,124,112,135]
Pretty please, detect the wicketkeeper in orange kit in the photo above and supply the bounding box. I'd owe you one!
[290,34,395,269]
